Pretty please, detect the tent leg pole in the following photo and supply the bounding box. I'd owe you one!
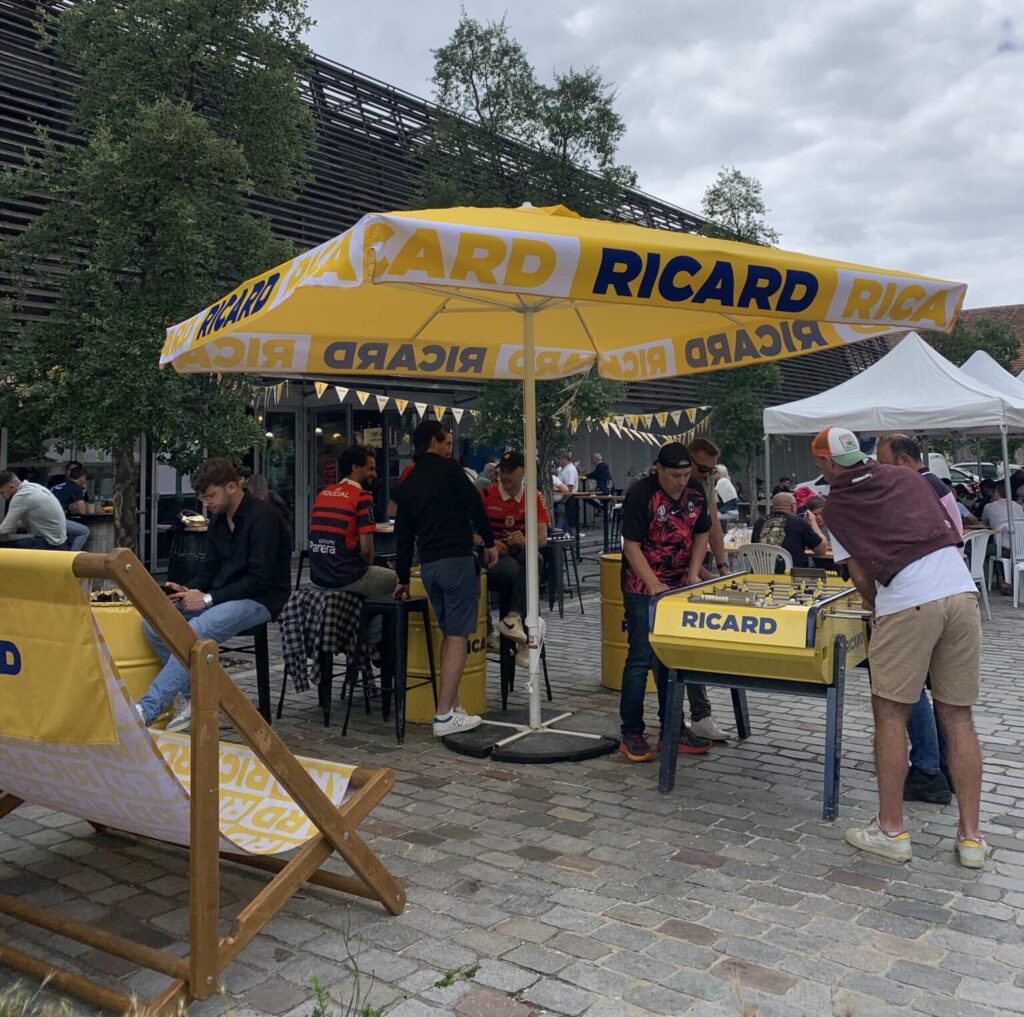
[763,435,771,519]
[522,307,542,731]
[1001,427,1016,571]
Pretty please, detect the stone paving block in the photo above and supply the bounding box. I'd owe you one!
[521,978,598,1016]
[709,957,798,997]
[384,1000,450,1017]
[503,943,573,975]
[840,970,917,1006]
[546,930,613,961]
[889,960,961,995]
[455,987,533,1017]
[958,978,1024,1012]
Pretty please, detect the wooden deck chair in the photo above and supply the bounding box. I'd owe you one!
[0,548,405,1016]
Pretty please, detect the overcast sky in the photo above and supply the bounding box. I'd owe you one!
[305,0,1022,310]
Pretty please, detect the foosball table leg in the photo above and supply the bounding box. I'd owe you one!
[822,637,848,822]
[730,689,751,740]
[658,668,686,794]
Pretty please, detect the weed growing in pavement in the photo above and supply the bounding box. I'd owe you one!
[433,963,480,989]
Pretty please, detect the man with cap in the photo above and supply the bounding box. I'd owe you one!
[617,442,713,762]
[812,426,986,868]
[480,451,549,665]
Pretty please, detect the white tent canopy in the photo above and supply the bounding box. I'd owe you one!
[763,332,1024,437]
[962,349,1024,400]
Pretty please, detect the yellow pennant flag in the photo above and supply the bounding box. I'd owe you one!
[600,420,610,434]
[313,381,328,399]
[686,407,697,423]
[670,410,682,425]
[452,407,464,424]
[433,404,446,420]
[414,401,427,418]
[641,413,653,427]
[571,417,579,434]
[395,398,408,415]
[274,382,285,403]
[356,390,370,406]
[610,423,621,438]
[334,385,348,403]
[656,411,668,427]
[375,394,389,411]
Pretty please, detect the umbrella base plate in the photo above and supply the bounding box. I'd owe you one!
[443,708,619,764]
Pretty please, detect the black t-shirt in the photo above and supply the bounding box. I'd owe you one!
[51,479,86,514]
[752,512,823,569]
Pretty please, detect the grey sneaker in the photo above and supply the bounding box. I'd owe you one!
[690,716,728,742]
[166,699,192,733]
[497,613,527,644]
[433,711,482,737]
[956,832,988,869]
[844,816,912,863]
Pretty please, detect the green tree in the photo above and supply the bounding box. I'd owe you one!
[921,317,1019,372]
[0,0,314,546]
[697,167,782,511]
[419,11,634,502]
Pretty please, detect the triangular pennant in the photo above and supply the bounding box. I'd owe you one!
[570,417,579,434]
[313,382,328,399]
[452,407,464,424]
[375,394,389,412]
[615,414,625,426]
[628,415,639,428]
[433,404,446,420]
[356,390,370,406]
[686,407,697,423]
[600,420,610,435]
[641,414,653,427]
[610,424,621,438]
[670,410,682,425]
[414,401,427,418]
[334,386,348,403]
[395,398,408,415]
[274,382,285,404]
[656,412,668,427]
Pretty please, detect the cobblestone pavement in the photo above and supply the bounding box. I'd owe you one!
[2,575,1023,1017]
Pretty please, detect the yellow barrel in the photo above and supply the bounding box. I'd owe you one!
[600,553,656,693]
[90,601,162,703]
[405,568,488,722]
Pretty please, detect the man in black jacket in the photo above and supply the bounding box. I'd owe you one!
[137,458,291,732]
[394,421,497,736]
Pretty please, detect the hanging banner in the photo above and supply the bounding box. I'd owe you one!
[334,385,348,403]
[313,381,328,398]
[414,401,427,417]
[375,394,389,411]
[432,404,446,420]
[686,408,697,423]
[395,398,408,415]
[452,407,464,424]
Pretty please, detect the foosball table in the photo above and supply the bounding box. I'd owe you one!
[649,570,869,820]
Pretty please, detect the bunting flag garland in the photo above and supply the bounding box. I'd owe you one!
[334,385,348,403]
[600,420,610,434]
[375,394,389,412]
[395,398,408,415]
[641,413,653,427]
[414,401,427,417]
[273,382,285,404]
[432,404,446,420]
[355,390,370,406]
[686,407,697,423]
[656,411,668,427]
[670,410,682,425]
[610,423,622,438]
[452,407,464,424]
[313,381,328,399]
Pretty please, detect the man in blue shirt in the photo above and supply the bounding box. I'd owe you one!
[51,465,90,552]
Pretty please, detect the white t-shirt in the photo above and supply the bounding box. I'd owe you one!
[830,533,975,617]
[981,498,1024,551]
[0,481,68,546]
[716,476,738,503]
[558,462,579,493]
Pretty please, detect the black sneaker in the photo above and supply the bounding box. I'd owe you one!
[657,729,712,755]
[904,764,952,805]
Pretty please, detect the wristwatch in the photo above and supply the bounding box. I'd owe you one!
[202,593,213,607]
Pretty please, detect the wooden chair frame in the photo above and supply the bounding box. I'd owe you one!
[0,549,406,1016]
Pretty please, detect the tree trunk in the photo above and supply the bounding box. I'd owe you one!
[112,441,138,551]
[538,419,557,519]
[745,452,759,525]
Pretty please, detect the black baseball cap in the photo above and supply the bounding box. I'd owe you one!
[655,442,691,469]
[499,450,525,471]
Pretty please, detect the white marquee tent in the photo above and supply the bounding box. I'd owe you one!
[962,349,1024,402]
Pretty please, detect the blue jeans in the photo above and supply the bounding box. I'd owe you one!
[907,684,947,775]
[137,599,271,723]
[620,593,668,738]
[65,519,90,552]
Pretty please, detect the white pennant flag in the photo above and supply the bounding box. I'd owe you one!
[641,414,653,427]
[313,382,327,399]
[600,420,610,434]
[334,386,348,403]
[414,402,427,418]
[610,423,622,438]
[375,394,389,412]
[356,390,370,406]
[656,411,668,427]
[452,407,464,423]
[670,410,682,425]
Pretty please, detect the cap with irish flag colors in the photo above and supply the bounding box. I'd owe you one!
[811,426,870,467]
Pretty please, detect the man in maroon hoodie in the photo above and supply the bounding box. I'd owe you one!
[812,426,985,869]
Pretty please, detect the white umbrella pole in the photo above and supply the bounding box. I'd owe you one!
[522,306,543,730]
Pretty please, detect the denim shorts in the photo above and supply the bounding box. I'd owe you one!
[420,556,479,636]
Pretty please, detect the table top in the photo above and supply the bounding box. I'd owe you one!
[567,492,624,500]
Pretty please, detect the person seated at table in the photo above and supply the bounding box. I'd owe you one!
[46,459,84,490]
[979,478,1024,555]
[557,451,579,530]
[474,459,499,492]
[953,483,981,525]
[771,475,793,496]
[0,471,68,550]
[752,491,828,569]
[714,465,739,521]
[51,464,91,552]
[551,472,570,528]
[804,495,829,541]
[481,451,548,666]
[308,445,396,644]
[136,458,291,732]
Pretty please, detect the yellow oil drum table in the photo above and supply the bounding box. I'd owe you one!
[600,553,656,693]
[405,569,488,723]
[90,600,162,704]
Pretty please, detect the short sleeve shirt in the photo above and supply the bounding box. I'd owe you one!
[51,480,85,514]
[558,462,579,492]
[308,479,375,588]
[620,475,711,594]
[480,484,549,542]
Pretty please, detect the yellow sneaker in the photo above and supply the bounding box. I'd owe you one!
[956,833,988,869]
[844,816,912,863]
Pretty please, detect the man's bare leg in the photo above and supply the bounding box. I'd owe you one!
[934,701,982,840]
[436,635,468,716]
[873,695,914,833]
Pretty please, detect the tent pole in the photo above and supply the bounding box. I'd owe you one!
[762,435,771,519]
[522,306,542,730]
[1001,426,1016,570]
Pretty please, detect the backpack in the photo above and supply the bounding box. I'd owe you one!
[759,514,788,547]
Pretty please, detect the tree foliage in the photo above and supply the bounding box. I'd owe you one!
[0,0,314,545]
[700,166,780,246]
[921,317,1020,372]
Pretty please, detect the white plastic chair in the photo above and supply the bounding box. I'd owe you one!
[989,520,1024,607]
[737,542,793,573]
[962,529,993,621]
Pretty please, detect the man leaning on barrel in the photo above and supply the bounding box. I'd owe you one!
[812,426,986,868]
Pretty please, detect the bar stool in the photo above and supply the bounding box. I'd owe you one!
[294,549,308,591]
[543,534,584,618]
[221,624,272,722]
[498,635,552,711]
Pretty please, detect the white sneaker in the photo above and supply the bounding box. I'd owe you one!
[433,711,483,737]
[956,832,988,869]
[166,699,192,733]
[844,816,912,863]
[690,716,728,742]
[497,613,527,644]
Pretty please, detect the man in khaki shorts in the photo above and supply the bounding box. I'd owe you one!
[812,426,985,868]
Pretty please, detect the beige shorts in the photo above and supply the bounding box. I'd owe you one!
[868,592,981,706]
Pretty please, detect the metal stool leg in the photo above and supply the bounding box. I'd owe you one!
[569,550,584,615]
[541,643,552,701]
[419,603,438,711]
[499,634,515,710]
[318,650,333,727]
[276,671,288,719]
[254,625,271,723]
[823,637,847,822]
[731,689,750,739]
[394,605,409,744]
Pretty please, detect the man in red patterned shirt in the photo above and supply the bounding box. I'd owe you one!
[618,443,712,762]
[481,451,549,665]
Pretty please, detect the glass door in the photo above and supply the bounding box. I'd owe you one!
[263,410,298,528]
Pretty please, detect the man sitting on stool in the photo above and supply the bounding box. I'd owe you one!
[481,451,548,666]
[137,458,291,732]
